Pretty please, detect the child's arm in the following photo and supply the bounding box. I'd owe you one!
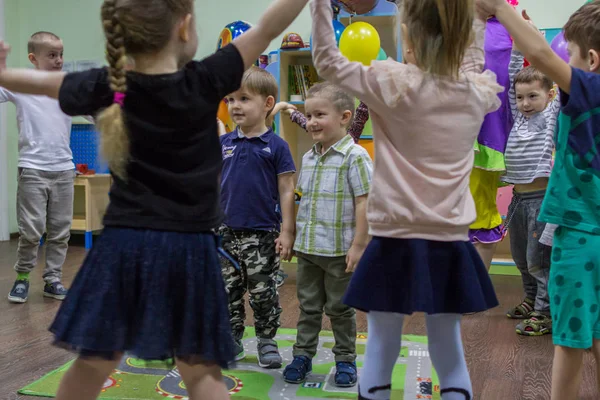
[310,0,388,111]
[347,101,369,143]
[480,1,572,93]
[0,69,65,99]
[217,118,227,136]
[232,0,309,70]
[345,151,373,272]
[508,49,525,120]
[459,16,487,75]
[346,194,369,272]
[276,172,296,261]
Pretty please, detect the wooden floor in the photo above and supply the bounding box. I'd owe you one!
[0,238,597,400]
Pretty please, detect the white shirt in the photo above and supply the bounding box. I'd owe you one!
[0,87,74,171]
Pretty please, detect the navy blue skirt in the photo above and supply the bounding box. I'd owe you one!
[344,236,499,314]
[49,227,235,369]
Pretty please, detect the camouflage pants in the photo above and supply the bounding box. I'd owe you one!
[218,226,282,341]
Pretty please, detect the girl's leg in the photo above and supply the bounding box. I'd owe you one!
[425,314,472,400]
[551,345,584,400]
[359,311,404,400]
[176,358,230,400]
[56,354,122,400]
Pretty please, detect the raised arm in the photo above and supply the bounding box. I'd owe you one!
[508,49,524,119]
[347,101,369,143]
[459,18,487,75]
[310,0,387,111]
[479,1,572,93]
[232,0,309,70]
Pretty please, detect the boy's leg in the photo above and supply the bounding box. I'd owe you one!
[322,255,356,362]
[293,253,326,359]
[243,230,282,367]
[548,226,600,399]
[551,346,584,400]
[507,199,536,318]
[9,169,49,302]
[515,196,552,335]
[43,170,75,296]
[218,227,247,349]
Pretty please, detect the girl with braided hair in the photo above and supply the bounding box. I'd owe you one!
[0,0,308,398]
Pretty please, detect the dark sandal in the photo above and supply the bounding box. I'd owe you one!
[335,361,357,387]
[506,298,534,319]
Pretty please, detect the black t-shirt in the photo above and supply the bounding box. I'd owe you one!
[59,44,245,232]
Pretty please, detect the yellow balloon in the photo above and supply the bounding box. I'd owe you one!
[339,21,381,66]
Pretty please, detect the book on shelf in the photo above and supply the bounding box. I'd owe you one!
[288,65,319,101]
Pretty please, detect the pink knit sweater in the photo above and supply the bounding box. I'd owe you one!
[311,0,502,241]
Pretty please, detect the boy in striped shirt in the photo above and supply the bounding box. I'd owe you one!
[503,34,560,336]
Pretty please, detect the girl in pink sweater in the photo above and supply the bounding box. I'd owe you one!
[311,1,501,399]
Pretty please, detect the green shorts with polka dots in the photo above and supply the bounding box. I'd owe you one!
[549,226,600,349]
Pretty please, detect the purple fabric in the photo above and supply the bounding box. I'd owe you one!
[469,225,506,244]
[477,18,513,154]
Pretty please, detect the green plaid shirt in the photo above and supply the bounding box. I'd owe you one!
[294,135,373,256]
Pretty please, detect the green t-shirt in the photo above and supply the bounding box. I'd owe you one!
[540,68,600,234]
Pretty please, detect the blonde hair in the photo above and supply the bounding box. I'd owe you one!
[28,31,61,54]
[306,82,355,126]
[402,0,473,78]
[514,66,554,92]
[97,0,193,179]
[240,66,279,118]
[564,0,600,60]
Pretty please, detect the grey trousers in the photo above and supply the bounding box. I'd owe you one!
[14,168,74,283]
[507,190,551,314]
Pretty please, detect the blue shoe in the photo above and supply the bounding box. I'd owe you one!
[234,339,245,361]
[8,279,29,303]
[43,282,68,300]
[335,361,357,387]
[283,356,312,383]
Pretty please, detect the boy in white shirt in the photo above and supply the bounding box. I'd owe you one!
[5,32,74,303]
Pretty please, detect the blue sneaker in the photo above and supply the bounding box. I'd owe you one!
[283,356,312,383]
[335,361,357,387]
[43,282,68,300]
[8,279,29,303]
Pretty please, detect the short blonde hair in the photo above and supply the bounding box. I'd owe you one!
[307,82,355,126]
[28,31,61,54]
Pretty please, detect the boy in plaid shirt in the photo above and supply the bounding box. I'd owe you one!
[283,82,373,386]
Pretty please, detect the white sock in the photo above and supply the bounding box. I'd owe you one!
[359,311,404,399]
[426,314,473,400]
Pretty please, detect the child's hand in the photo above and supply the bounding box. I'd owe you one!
[273,102,297,116]
[275,231,294,261]
[345,243,366,273]
[216,118,227,136]
[475,0,506,16]
[0,41,11,71]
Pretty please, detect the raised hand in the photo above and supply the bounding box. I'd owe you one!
[0,41,11,71]
[475,0,507,16]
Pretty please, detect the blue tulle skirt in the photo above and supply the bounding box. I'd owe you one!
[49,227,235,368]
[344,236,499,314]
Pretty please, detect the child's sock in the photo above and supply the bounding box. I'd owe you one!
[17,272,30,282]
[359,311,404,400]
[426,314,473,400]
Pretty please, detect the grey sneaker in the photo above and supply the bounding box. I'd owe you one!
[8,279,29,303]
[257,338,282,369]
[43,282,68,300]
[234,339,245,361]
[275,270,287,288]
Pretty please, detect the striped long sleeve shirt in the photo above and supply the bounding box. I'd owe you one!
[502,50,560,185]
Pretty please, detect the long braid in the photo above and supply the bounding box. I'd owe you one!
[98,0,130,180]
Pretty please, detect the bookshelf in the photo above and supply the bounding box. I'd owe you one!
[276,2,400,176]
